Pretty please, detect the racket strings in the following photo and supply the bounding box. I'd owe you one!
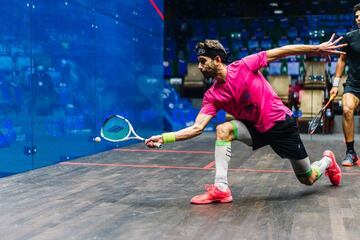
[106,125,125,133]
[102,117,131,140]
[308,112,324,134]
[308,95,336,134]
[100,115,161,147]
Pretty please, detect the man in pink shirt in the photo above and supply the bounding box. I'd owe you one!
[146,35,346,204]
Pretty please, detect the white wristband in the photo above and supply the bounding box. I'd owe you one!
[333,77,340,87]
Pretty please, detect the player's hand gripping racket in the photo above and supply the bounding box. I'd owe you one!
[100,115,162,148]
[308,94,336,135]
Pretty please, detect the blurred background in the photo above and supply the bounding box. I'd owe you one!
[0,0,359,177]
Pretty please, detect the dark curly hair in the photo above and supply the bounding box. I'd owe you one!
[354,3,360,14]
[195,39,227,62]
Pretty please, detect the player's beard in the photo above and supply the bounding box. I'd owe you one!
[200,62,217,79]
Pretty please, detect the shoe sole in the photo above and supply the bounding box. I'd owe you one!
[191,196,233,205]
[342,157,359,167]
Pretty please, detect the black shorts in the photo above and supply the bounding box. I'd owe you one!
[343,82,360,100]
[243,115,308,160]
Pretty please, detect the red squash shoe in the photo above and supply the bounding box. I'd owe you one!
[190,184,233,204]
[324,150,342,186]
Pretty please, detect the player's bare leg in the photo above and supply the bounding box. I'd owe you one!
[342,93,360,166]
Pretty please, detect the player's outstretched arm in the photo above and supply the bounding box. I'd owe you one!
[145,113,213,148]
[266,33,347,63]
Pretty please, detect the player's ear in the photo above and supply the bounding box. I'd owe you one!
[214,56,222,64]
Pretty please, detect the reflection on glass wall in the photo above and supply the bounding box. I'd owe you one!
[0,0,164,177]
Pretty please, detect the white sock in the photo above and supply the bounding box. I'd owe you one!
[214,140,231,191]
[311,156,332,178]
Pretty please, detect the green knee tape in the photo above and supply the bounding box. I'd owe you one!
[230,121,238,140]
[215,140,231,146]
[305,168,313,177]
[296,168,313,178]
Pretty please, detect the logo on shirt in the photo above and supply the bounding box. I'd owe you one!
[244,92,251,100]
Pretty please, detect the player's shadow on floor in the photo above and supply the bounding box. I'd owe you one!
[235,185,341,203]
[123,184,342,210]
[254,189,318,202]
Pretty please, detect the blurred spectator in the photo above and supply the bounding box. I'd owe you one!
[0,70,25,115]
[31,65,58,116]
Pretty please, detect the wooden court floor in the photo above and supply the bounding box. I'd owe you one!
[0,133,360,240]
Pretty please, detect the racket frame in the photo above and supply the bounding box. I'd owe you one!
[308,94,336,135]
[100,115,145,142]
[100,115,162,148]
[308,112,323,134]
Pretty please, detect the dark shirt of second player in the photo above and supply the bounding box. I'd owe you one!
[343,30,360,86]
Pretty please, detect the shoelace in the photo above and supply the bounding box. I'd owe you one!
[205,184,217,194]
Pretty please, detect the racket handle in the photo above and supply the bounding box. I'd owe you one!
[329,93,336,101]
[153,142,162,148]
[144,139,162,148]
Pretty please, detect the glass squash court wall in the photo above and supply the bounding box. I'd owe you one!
[0,0,164,177]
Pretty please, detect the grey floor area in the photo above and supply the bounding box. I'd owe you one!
[1,133,360,240]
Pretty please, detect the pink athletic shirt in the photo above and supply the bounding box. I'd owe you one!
[200,51,292,132]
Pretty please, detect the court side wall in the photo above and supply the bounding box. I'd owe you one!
[0,0,164,177]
